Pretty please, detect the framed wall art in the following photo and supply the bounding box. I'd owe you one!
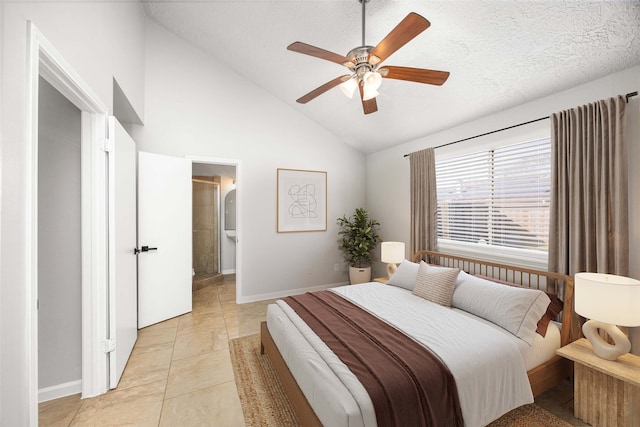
[277,168,327,232]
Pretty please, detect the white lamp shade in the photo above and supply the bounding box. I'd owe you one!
[339,78,357,98]
[363,71,382,90]
[362,86,379,101]
[575,272,640,327]
[381,242,405,264]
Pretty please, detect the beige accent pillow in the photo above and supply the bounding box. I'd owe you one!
[412,261,460,307]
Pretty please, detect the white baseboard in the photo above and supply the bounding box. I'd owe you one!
[237,281,349,304]
[222,269,236,275]
[39,379,82,403]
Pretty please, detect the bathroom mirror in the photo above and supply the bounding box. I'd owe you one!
[224,189,236,230]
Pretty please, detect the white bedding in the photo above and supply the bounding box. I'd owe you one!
[266,282,559,427]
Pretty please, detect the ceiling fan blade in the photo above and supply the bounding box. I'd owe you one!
[296,75,350,104]
[358,84,378,114]
[362,97,378,114]
[288,42,353,67]
[369,13,430,64]
[380,66,450,85]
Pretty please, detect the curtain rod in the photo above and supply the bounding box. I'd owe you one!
[403,90,639,158]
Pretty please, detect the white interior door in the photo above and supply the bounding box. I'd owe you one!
[108,117,138,388]
[138,151,192,328]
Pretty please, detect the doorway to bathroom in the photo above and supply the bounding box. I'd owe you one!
[191,163,237,291]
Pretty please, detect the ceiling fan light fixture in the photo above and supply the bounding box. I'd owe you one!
[287,0,447,114]
[339,77,358,98]
[363,70,382,90]
[362,85,379,101]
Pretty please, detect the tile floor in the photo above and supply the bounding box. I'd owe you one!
[39,275,275,426]
[39,276,588,426]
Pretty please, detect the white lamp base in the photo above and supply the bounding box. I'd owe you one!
[582,319,631,360]
[386,263,398,279]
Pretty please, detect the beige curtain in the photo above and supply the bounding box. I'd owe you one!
[410,148,438,256]
[548,95,628,277]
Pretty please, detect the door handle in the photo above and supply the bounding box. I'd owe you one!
[134,245,158,255]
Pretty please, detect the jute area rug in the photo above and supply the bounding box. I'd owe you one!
[230,334,572,427]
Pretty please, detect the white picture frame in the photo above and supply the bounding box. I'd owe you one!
[277,168,327,233]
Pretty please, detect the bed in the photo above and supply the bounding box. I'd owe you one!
[260,250,578,427]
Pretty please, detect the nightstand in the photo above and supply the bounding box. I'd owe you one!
[556,338,640,426]
[373,277,388,284]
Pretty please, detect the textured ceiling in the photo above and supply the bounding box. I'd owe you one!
[143,1,640,154]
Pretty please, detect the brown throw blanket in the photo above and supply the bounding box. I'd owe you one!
[284,290,464,427]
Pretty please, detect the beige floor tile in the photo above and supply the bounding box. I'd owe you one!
[193,285,218,302]
[159,381,245,427]
[130,339,174,358]
[117,346,173,390]
[136,326,177,351]
[39,393,82,427]
[139,316,180,331]
[216,282,236,303]
[70,380,166,426]
[177,312,226,333]
[221,300,273,318]
[224,314,265,340]
[172,327,229,360]
[193,295,223,317]
[165,350,234,400]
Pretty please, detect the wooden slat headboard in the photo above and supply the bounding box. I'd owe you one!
[412,250,578,346]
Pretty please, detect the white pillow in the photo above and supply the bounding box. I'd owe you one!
[386,260,419,290]
[452,271,551,345]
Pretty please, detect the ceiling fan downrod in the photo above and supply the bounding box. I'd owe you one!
[360,0,370,46]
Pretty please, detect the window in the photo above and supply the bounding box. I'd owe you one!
[436,138,551,252]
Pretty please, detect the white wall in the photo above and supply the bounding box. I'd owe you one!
[132,19,366,301]
[366,65,640,348]
[0,3,146,424]
[37,77,82,392]
[220,178,237,274]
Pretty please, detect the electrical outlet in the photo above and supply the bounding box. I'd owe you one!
[334,263,340,271]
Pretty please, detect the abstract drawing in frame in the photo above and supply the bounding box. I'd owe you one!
[277,168,327,232]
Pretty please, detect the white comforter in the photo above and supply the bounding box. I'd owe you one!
[270,282,534,427]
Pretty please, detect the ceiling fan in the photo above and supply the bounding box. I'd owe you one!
[287,0,450,114]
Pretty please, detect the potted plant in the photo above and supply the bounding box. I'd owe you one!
[337,208,381,284]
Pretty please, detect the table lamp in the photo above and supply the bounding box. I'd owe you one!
[381,242,405,278]
[575,272,640,360]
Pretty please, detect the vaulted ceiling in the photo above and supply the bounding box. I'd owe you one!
[143,1,640,153]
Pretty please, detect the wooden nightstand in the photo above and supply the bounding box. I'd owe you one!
[557,338,640,426]
[373,277,388,284]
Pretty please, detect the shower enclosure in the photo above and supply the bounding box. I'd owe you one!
[192,176,220,287]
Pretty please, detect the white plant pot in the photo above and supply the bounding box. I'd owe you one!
[349,266,371,285]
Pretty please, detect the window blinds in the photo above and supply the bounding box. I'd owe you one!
[436,138,551,252]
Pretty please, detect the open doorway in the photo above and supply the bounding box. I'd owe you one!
[191,162,237,291]
[27,23,114,424]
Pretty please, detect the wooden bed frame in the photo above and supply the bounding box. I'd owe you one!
[260,251,578,427]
